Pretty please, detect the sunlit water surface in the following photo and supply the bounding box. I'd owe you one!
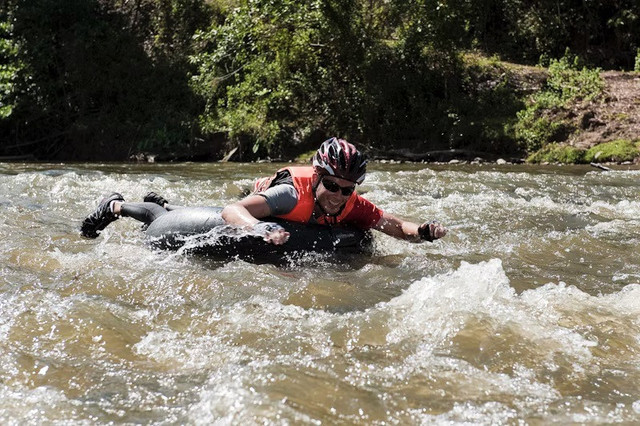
[1,162,639,424]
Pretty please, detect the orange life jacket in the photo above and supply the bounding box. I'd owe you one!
[253,166,357,225]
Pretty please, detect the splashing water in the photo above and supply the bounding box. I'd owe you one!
[1,162,639,424]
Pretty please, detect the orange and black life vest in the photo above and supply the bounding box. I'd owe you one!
[253,166,357,225]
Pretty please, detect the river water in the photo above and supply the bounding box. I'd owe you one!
[1,161,639,424]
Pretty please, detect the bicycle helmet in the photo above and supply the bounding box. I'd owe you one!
[312,138,367,184]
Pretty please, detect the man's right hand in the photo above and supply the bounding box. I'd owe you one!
[252,222,290,245]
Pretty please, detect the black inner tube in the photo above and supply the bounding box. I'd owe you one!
[144,207,371,262]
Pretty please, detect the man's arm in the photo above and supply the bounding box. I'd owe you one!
[372,211,447,242]
[221,195,290,245]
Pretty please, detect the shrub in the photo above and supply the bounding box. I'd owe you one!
[585,139,640,163]
[190,0,472,158]
[546,54,603,103]
[515,111,574,153]
[515,51,603,155]
[1,0,209,160]
[0,20,21,119]
[527,143,586,164]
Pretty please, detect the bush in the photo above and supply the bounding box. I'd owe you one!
[515,110,574,152]
[546,54,603,103]
[190,0,474,159]
[585,139,640,163]
[515,51,603,155]
[527,143,586,164]
[0,20,21,119]
[461,0,640,69]
[0,0,210,160]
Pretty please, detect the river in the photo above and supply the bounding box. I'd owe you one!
[1,161,639,424]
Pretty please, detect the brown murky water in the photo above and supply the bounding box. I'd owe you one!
[1,162,639,424]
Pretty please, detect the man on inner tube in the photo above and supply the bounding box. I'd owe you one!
[221,137,447,245]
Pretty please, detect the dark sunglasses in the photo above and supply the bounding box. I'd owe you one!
[321,179,355,196]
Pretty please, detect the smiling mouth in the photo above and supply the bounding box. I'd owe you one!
[327,198,344,209]
[320,199,343,213]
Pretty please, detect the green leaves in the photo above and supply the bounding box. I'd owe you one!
[1,0,209,159]
[3,0,636,160]
[189,0,467,157]
[0,17,20,119]
[546,54,603,103]
[516,51,603,154]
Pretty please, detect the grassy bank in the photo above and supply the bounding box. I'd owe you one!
[475,52,640,165]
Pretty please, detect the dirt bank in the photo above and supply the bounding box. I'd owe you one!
[568,71,640,150]
[370,65,640,164]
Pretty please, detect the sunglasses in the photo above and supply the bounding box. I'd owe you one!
[321,179,355,196]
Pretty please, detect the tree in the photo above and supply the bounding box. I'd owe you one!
[0,0,209,160]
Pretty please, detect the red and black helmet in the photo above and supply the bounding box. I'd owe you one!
[312,138,367,184]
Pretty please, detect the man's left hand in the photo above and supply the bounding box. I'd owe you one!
[418,221,447,242]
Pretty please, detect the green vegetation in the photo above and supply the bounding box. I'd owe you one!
[527,139,640,164]
[515,112,574,154]
[0,21,20,119]
[190,0,473,157]
[517,53,604,154]
[527,143,585,164]
[585,139,640,163]
[1,0,639,160]
[0,0,210,159]
[545,55,604,103]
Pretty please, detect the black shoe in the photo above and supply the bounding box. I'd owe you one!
[144,192,169,207]
[80,192,124,238]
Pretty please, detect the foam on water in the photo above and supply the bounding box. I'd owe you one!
[180,259,640,423]
[2,163,640,423]
[384,260,600,359]
[0,384,80,425]
[375,260,640,423]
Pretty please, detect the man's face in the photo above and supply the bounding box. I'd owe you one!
[315,175,356,215]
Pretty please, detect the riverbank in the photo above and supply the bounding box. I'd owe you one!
[526,69,640,165]
[568,71,640,150]
[365,62,640,166]
[3,61,637,166]
[213,62,640,166]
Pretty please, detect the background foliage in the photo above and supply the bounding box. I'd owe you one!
[515,53,605,153]
[0,0,209,159]
[1,0,638,160]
